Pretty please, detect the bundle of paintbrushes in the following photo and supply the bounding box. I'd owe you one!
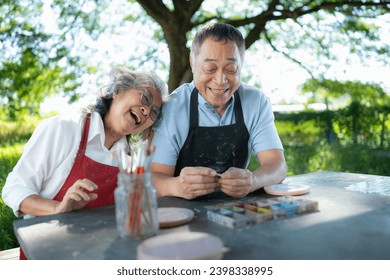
[114,139,159,239]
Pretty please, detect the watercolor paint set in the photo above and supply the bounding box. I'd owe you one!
[205,196,319,228]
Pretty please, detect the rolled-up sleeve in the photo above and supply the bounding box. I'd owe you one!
[1,116,78,217]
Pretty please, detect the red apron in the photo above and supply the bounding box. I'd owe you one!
[20,114,119,259]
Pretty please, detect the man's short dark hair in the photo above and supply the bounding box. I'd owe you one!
[191,23,245,61]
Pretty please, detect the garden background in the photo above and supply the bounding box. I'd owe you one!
[1,0,389,251]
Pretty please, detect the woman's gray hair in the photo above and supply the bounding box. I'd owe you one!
[85,67,168,139]
[190,22,245,62]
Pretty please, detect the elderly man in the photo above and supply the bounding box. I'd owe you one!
[151,23,287,199]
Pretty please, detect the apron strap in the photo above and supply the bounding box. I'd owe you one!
[190,86,243,127]
[189,87,199,128]
[233,87,244,125]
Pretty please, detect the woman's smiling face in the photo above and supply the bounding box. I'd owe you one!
[107,87,163,136]
[190,38,242,113]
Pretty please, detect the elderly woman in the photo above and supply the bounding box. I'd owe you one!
[2,67,167,218]
[2,67,167,259]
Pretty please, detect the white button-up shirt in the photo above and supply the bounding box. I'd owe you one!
[2,111,126,217]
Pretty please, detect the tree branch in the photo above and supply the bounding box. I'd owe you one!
[227,0,390,48]
[136,0,172,27]
[172,0,204,30]
[293,18,329,54]
[270,1,390,21]
[264,29,317,80]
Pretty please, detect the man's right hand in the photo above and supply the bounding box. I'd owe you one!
[176,166,219,199]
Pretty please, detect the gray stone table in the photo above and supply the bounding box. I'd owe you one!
[14,171,390,259]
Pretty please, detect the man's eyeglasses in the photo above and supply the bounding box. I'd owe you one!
[140,89,161,122]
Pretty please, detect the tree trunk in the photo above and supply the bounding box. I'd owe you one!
[136,0,202,93]
[164,29,192,93]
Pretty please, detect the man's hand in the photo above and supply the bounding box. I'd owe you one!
[218,167,254,198]
[177,166,219,199]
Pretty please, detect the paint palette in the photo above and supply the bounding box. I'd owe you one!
[205,196,319,228]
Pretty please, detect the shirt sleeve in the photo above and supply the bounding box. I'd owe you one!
[151,88,192,166]
[151,115,183,166]
[1,116,79,217]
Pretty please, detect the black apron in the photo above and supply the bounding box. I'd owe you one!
[174,87,250,176]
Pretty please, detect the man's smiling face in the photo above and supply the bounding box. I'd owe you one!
[190,38,242,112]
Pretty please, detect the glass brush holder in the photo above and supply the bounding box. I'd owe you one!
[114,171,159,239]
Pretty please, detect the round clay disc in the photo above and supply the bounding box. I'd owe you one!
[158,207,194,228]
[264,183,310,196]
[137,231,224,260]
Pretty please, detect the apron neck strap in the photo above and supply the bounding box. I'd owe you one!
[189,87,199,128]
[189,86,243,128]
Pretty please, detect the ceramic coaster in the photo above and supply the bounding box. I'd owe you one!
[137,231,224,260]
[158,207,194,228]
[264,183,310,196]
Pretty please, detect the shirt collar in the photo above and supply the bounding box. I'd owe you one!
[195,85,235,112]
[88,111,104,143]
[88,111,129,153]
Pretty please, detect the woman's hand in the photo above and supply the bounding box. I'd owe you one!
[55,179,98,213]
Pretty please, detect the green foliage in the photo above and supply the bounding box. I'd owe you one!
[300,79,390,148]
[52,0,110,39]
[302,78,389,106]
[0,144,24,250]
[274,107,390,176]
[0,0,100,121]
[283,142,390,176]
[276,119,323,146]
[0,117,39,146]
[0,202,19,250]
[0,51,80,120]
[0,117,36,250]
[247,103,389,176]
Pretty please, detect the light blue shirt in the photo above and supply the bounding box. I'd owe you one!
[151,82,283,166]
